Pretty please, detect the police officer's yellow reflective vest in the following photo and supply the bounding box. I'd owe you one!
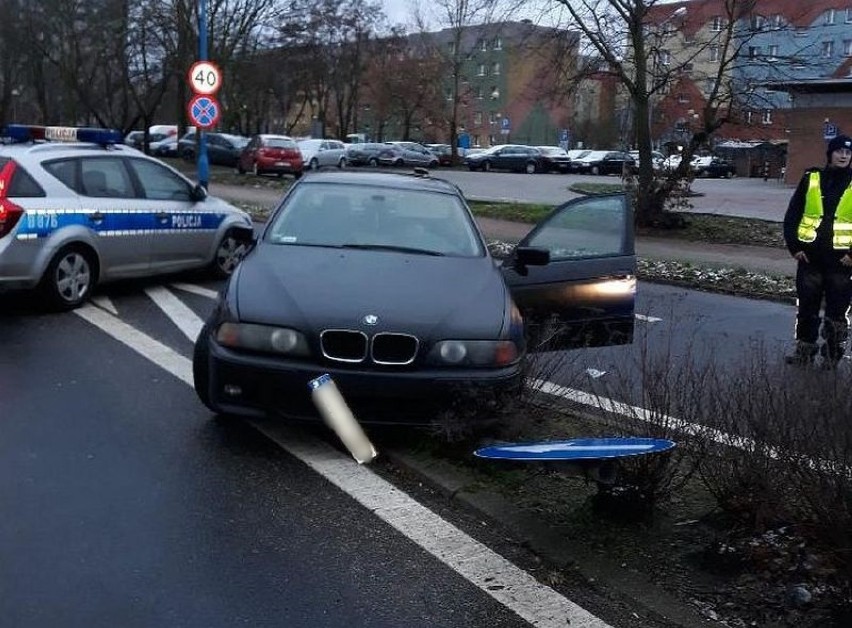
[797,171,852,249]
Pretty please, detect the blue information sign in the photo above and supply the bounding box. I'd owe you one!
[824,121,838,141]
[474,437,676,462]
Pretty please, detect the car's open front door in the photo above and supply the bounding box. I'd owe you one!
[501,193,636,351]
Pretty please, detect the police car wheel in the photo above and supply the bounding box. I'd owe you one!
[210,230,248,279]
[252,161,261,176]
[40,246,96,310]
[309,158,319,170]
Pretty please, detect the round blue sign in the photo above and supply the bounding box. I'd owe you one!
[474,437,676,462]
[188,94,221,130]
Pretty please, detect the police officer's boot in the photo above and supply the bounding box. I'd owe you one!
[819,343,844,370]
[785,341,817,366]
[820,319,848,369]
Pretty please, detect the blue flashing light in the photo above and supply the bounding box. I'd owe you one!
[2,124,124,145]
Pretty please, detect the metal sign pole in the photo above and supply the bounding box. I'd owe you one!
[197,0,209,189]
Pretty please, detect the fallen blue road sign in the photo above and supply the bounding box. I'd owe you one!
[474,437,676,462]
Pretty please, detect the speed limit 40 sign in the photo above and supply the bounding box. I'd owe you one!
[188,61,222,96]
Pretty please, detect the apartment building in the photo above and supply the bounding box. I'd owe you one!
[356,21,582,148]
[645,0,851,148]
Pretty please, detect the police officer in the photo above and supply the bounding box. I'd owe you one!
[783,134,852,367]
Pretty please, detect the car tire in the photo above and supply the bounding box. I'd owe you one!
[39,245,97,311]
[525,162,536,174]
[368,157,378,167]
[484,161,492,172]
[309,158,319,170]
[591,165,600,175]
[394,158,404,167]
[428,159,439,168]
[338,157,346,169]
[252,161,261,176]
[192,325,218,413]
[210,229,249,279]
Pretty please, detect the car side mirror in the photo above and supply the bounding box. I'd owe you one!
[190,184,208,202]
[513,246,550,276]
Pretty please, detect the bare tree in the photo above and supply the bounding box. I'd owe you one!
[543,0,816,227]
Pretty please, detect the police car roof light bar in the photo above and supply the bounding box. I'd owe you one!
[2,124,124,146]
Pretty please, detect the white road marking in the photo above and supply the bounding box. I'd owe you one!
[170,282,219,300]
[73,303,614,628]
[145,286,205,342]
[74,305,192,386]
[635,314,662,323]
[255,424,612,628]
[90,295,118,315]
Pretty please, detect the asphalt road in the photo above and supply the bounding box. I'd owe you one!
[0,286,540,628]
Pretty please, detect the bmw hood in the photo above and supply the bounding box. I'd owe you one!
[234,245,508,338]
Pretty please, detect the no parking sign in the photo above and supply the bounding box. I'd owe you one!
[187,94,221,130]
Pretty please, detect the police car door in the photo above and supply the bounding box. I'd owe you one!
[502,193,636,350]
[126,157,211,271]
[74,156,153,276]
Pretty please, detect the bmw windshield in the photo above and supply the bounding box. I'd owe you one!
[265,182,485,257]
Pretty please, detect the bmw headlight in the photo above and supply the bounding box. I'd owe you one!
[216,322,310,357]
[427,340,520,367]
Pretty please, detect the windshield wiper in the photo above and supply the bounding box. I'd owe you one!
[341,243,445,256]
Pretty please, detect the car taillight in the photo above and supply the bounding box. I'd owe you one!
[0,161,24,239]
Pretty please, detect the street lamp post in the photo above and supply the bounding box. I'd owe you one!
[11,88,20,121]
[647,7,687,155]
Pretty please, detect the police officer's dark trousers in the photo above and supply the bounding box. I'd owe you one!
[795,261,852,361]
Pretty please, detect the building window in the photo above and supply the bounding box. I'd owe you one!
[476,86,483,99]
[492,62,500,75]
[477,64,485,76]
[445,88,453,101]
[825,9,836,25]
[771,14,783,29]
[768,44,779,60]
[490,86,499,100]
[845,40,852,56]
[823,41,834,58]
[847,8,852,23]
[473,111,482,126]
[750,14,765,30]
[705,79,717,94]
[489,112,499,124]
[493,37,502,50]
[746,110,753,124]
[659,50,671,65]
[795,29,808,37]
[448,42,456,55]
[762,109,772,125]
[749,46,761,58]
[709,45,720,62]
[677,93,688,103]
[478,39,487,51]
[712,16,723,31]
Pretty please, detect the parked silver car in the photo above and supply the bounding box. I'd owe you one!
[0,125,253,309]
[298,138,347,170]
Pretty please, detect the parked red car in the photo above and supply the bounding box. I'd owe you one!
[238,134,303,178]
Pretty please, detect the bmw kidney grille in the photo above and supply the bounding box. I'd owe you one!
[320,330,418,365]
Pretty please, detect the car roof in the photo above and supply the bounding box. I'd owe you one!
[298,170,462,194]
[0,142,142,161]
[258,134,294,141]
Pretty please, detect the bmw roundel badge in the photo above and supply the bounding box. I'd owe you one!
[362,314,379,326]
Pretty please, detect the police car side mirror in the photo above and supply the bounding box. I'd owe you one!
[190,184,208,202]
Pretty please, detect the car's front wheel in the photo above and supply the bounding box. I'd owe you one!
[368,157,378,167]
[591,165,600,175]
[39,245,97,310]
[210,229,249,279]
[309,158,319,170]
[338,157,346,168]
[192,325,217,412]
[525,162,536,174]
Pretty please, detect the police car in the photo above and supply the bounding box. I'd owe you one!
[0,125,254,309]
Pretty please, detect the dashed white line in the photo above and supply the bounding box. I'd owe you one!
[170,282,219,300]
[635,314,662,323]
[91,295,118,315]
[74,301,615,628]
[145,286,205,342]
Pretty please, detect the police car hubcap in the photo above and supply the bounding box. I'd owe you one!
[217,238,246,273]
[56,253,90,301]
